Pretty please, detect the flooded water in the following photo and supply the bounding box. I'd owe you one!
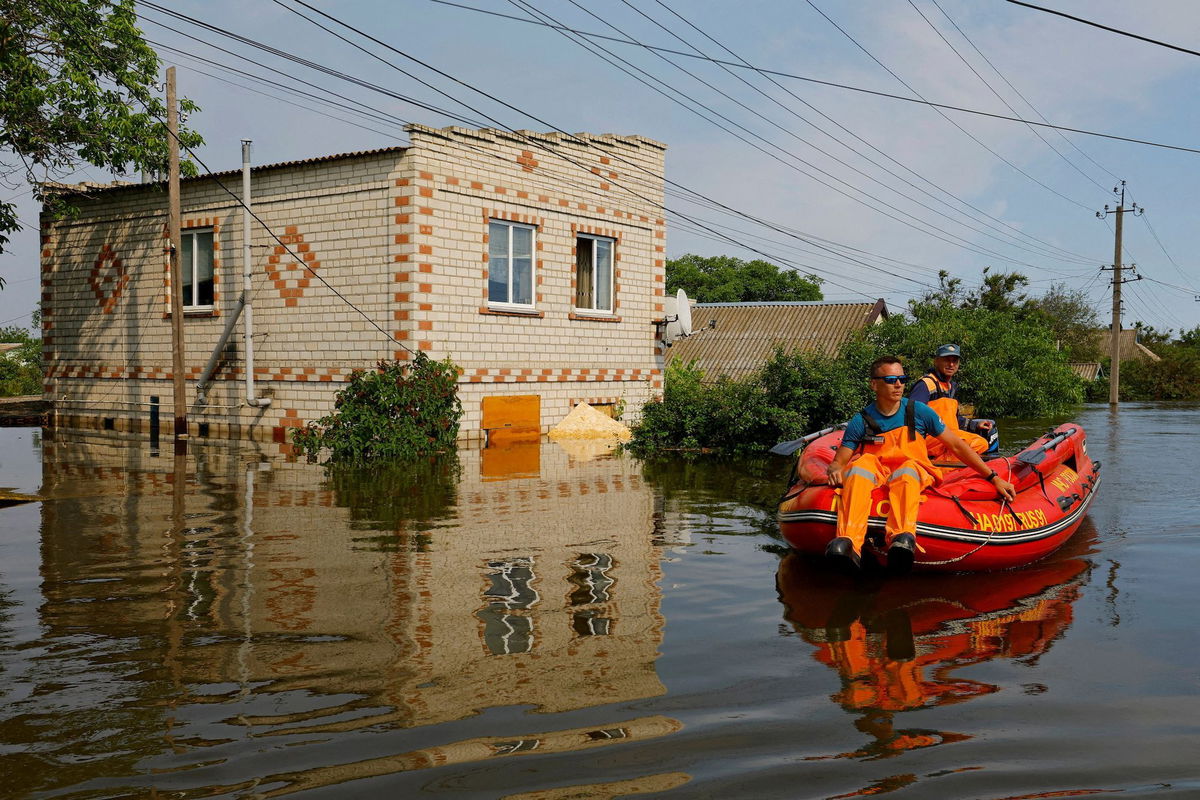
[1,403,1198,799]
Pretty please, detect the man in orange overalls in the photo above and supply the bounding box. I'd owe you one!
[826,356,1015,572]
[908,343,995,459]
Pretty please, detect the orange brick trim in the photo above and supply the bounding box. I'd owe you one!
[267,228,321,308]
[447,175,656,224]
[459,367,656,383]
[568,313,621,323]
[89,244,128,315]
[163,219,223,318]
[47,364,359,383]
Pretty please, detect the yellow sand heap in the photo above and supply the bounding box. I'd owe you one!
[547,402,632,442]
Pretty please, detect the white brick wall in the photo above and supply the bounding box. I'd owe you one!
[41,127,668,449]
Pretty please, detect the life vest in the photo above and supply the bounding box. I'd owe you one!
[918,373,962,433]
[853,399,942,481]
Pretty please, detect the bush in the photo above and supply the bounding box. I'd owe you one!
[862,303,1085,418]
[1119,348,1200,401]
[629,302,1086,457]
[0,325,41,397]
[293,352,462,463]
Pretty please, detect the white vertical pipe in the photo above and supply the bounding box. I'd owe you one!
[243,140,270,408]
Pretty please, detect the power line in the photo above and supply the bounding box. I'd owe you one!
[506,0,1074,275]
[1006,0,1200,60]
[908,0,1111,194]
[645,0,1099,266]
[928,0,1121,183]
[262,0,923,297]
[425,0,1200,155]
[805,0,1093,211]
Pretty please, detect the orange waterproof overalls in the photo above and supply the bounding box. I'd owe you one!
[915,373,988,459]
[837,400,942,554]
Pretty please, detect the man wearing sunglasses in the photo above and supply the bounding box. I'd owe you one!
[825,356,1016,573]
[908,343,997,457]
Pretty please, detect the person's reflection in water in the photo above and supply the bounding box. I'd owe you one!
[777,551,1089,761]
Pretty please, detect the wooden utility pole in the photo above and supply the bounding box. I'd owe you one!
[166,67,187,446]
[1097,181,1141,407]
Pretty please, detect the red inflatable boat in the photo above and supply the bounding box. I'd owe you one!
[777,423,1100,572]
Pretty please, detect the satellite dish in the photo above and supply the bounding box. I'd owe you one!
[676,288,693,336]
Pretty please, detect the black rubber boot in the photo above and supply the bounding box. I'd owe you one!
[886,533,917,574]
[825,536,861,572]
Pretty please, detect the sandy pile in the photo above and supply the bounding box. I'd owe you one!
[547,402,632,442]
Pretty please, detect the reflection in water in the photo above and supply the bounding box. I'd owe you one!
[777,546,1091,764]
[1,431,679,797]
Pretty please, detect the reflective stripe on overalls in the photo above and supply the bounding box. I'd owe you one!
[919,374,988,457]
[836,399,941,553]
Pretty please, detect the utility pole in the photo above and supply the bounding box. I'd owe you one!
[166,67,187,448]
[1097,181,1141,407]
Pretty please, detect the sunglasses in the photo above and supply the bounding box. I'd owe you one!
[871,375,908,385]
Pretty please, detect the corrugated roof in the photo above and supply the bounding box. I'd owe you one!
[43,145,409,196]
[1092,329,1162,362]
[666,300,888,381]
[1068,362,1102,381]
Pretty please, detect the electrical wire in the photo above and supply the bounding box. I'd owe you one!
[645,0,1099,266]
[928,0,1121,183]
[425,0,1200,155]
[908,0,1112,194]
[1006,0,1200,60]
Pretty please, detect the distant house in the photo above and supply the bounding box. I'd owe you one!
[1068,362,1102,381]
[39,124,668,445]
[1093,329,1161,363]
[665,299,888,381]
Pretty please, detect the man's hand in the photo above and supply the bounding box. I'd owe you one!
[992,475,1016,502]
[827,462,845,487]
[976,419,994,431]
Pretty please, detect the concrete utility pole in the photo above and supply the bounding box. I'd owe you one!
[1097,181,1141,407]
[166,67,187,447]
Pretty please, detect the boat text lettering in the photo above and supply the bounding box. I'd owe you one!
[974,507,1048,532]
[1049,466,1079,494]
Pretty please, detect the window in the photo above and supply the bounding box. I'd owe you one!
[488,220,535,307]
[179,229,215,310]
[575,234,614,312]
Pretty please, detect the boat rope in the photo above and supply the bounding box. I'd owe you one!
[919,459,1015,567]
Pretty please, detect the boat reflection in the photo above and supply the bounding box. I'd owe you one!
[776,540,1093,761]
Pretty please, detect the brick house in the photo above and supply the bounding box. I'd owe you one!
[39,125,667,446]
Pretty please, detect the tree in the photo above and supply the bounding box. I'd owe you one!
[0,0,202,278]
[666,254,823,303]
[0,323,41,396]
[1023,282,1100,361]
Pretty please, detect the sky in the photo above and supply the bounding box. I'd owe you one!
[4,0,1200,336]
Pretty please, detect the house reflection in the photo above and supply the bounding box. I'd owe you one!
[32,431,677,792]
[776,543,1092,761]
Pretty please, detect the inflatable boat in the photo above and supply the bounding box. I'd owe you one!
[777,423,1100,573]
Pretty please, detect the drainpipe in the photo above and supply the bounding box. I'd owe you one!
[242,140,270,408]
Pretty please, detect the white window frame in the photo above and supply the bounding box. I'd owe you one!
[574,234,615,314]
[179,228,215,311]
[487,219,537,310]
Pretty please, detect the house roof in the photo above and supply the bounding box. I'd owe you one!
[42,146,410,198]
[1068,362,1102,381]
[1092,329,1162,362]
[665,299,888,381]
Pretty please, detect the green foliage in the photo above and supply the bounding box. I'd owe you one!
[0,0,203,264]
[631,272,1089,456]
[629,348,872,457]
[0,324,42,396]
[1117,347,1200,401]
[1024,282,1101,361]
[629,359,806,457]
[863,299,1084,418]
[666,253,823,303]
[292,353,463,463]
